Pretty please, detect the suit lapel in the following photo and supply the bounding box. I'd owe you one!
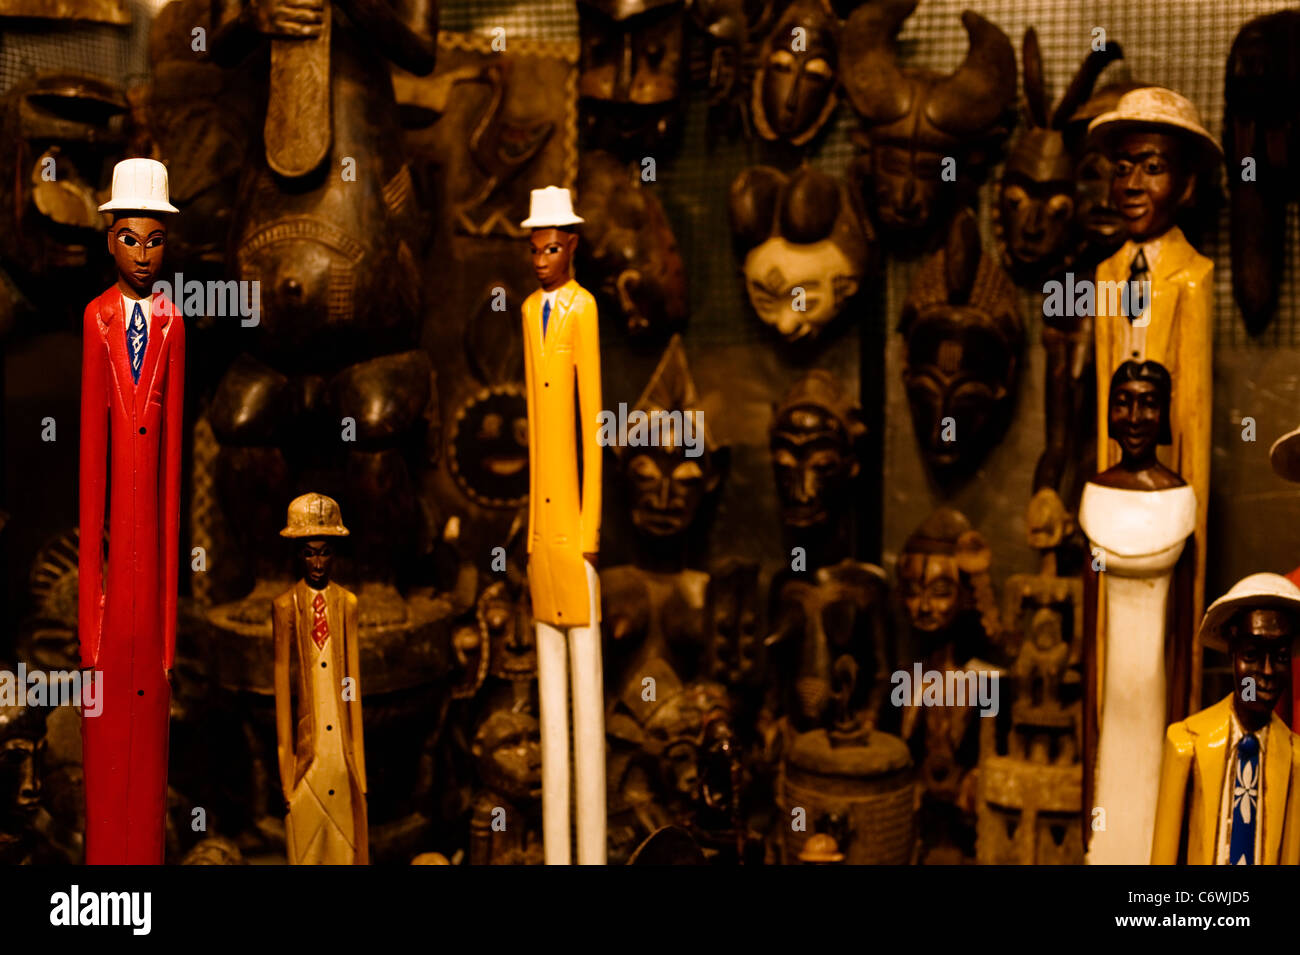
[99,291,133,414]
[1190,699,1230,864]
[132,292,173,418]
[1264,714,1291,864]
[546,280,579,347]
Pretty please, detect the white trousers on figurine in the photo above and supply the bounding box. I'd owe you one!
[535,560,606,865]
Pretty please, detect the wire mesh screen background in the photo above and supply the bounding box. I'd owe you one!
[4,0,1299,698]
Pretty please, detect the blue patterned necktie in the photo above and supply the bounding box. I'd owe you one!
[127,301,147,384]
[1229,733,1260,865]
[541,298,551,340]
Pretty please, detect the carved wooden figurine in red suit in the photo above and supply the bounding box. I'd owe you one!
[78,158,183,864]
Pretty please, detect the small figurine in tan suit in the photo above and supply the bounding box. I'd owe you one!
[273,493,368,865]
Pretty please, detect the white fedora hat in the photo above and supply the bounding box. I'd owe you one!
[1270,424,1300,482]
[1197,572,1300,645]
[98,157,179,214]
[520,185,584,229]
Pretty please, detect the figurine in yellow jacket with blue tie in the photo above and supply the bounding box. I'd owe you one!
[520,186,606,864]
[1151,574,1300,865]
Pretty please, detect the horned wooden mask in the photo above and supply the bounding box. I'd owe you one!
[841,0,1015,242]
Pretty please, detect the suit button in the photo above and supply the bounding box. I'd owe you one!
[326,724,332,731]
[321,661,327,668]
[544,382,549,387]
[139,427,146,434]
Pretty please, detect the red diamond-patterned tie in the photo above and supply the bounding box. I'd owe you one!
[312,592,329,649]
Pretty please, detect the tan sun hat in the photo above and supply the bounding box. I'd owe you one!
[280,492,350,538]
[1197,573,1300,646]
[1270,424,1300,482]
[1087,86,1222,169]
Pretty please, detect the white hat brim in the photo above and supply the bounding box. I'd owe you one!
[520,213,585,228]
[1086,112,1223,163]
[98,198,180,214]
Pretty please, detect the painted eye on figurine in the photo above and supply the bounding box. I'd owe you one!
[1144,158,1167,175]
[119,234,138,246]
[1046,195,1073,220]
[146,236,164,248]
[1003,185,1026,209]
[1113,160,1133,177]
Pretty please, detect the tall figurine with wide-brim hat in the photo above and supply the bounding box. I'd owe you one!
[1084,87,1223,798]
[272,492,369,864]
[1152,573,1300,864]
[519,186,607,864]
[78,157,183,864]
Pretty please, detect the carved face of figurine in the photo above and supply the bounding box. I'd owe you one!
[1031,607,1062,651]
[1026,487,1070,551]
[1074,149,1127,258]
[299,539,335,589]
[1108,360,1172,467]
[472,710,543,802]
[999,169,1074,272]
[754,0,838,145]
[1109,130,1195,244]
[625,448,712,537]
[897,552,961,634]
[108,215,167,296]
[0,698,45,837]
[771,404,856,529]
[482,582,537,680]
[530,227,578,292]
[1228,609,1296,728]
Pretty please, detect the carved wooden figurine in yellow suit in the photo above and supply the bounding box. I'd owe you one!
[273,493,368,865]
[1152,574,1300,865]
[520,187,606,864]
[1088,88,1222,708]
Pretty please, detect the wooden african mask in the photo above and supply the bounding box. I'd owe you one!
[751,0,839,146]
[730,165,871,341]
[1226,10,1300,334]
[769,369,864,531]
[577,150,687,337]
[0,73,126,283]
[996,29,1121,285]
[899,209,1023,479]
[616,334,720,539]
[841,0,1015,243]
[0,685,47,864]
[896,507,999,652]
[767,560,890,733]
[578,0,686,147]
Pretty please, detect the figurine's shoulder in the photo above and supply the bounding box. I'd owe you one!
[334,583,358,609]
[568,282,597,310]
[272,587,297,614]
[83,288,116,331]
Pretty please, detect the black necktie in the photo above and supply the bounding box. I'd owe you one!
[1125,248,1149,324]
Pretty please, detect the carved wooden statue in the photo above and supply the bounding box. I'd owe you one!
[0,675,47,864]
[520,187,605,865]
[896,507,1001,864]
[272,493,368,865]
[1152,574,1300,865]
[1087,86,1221,703]
[79,158,184,865]
[1080,361,1195,865]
